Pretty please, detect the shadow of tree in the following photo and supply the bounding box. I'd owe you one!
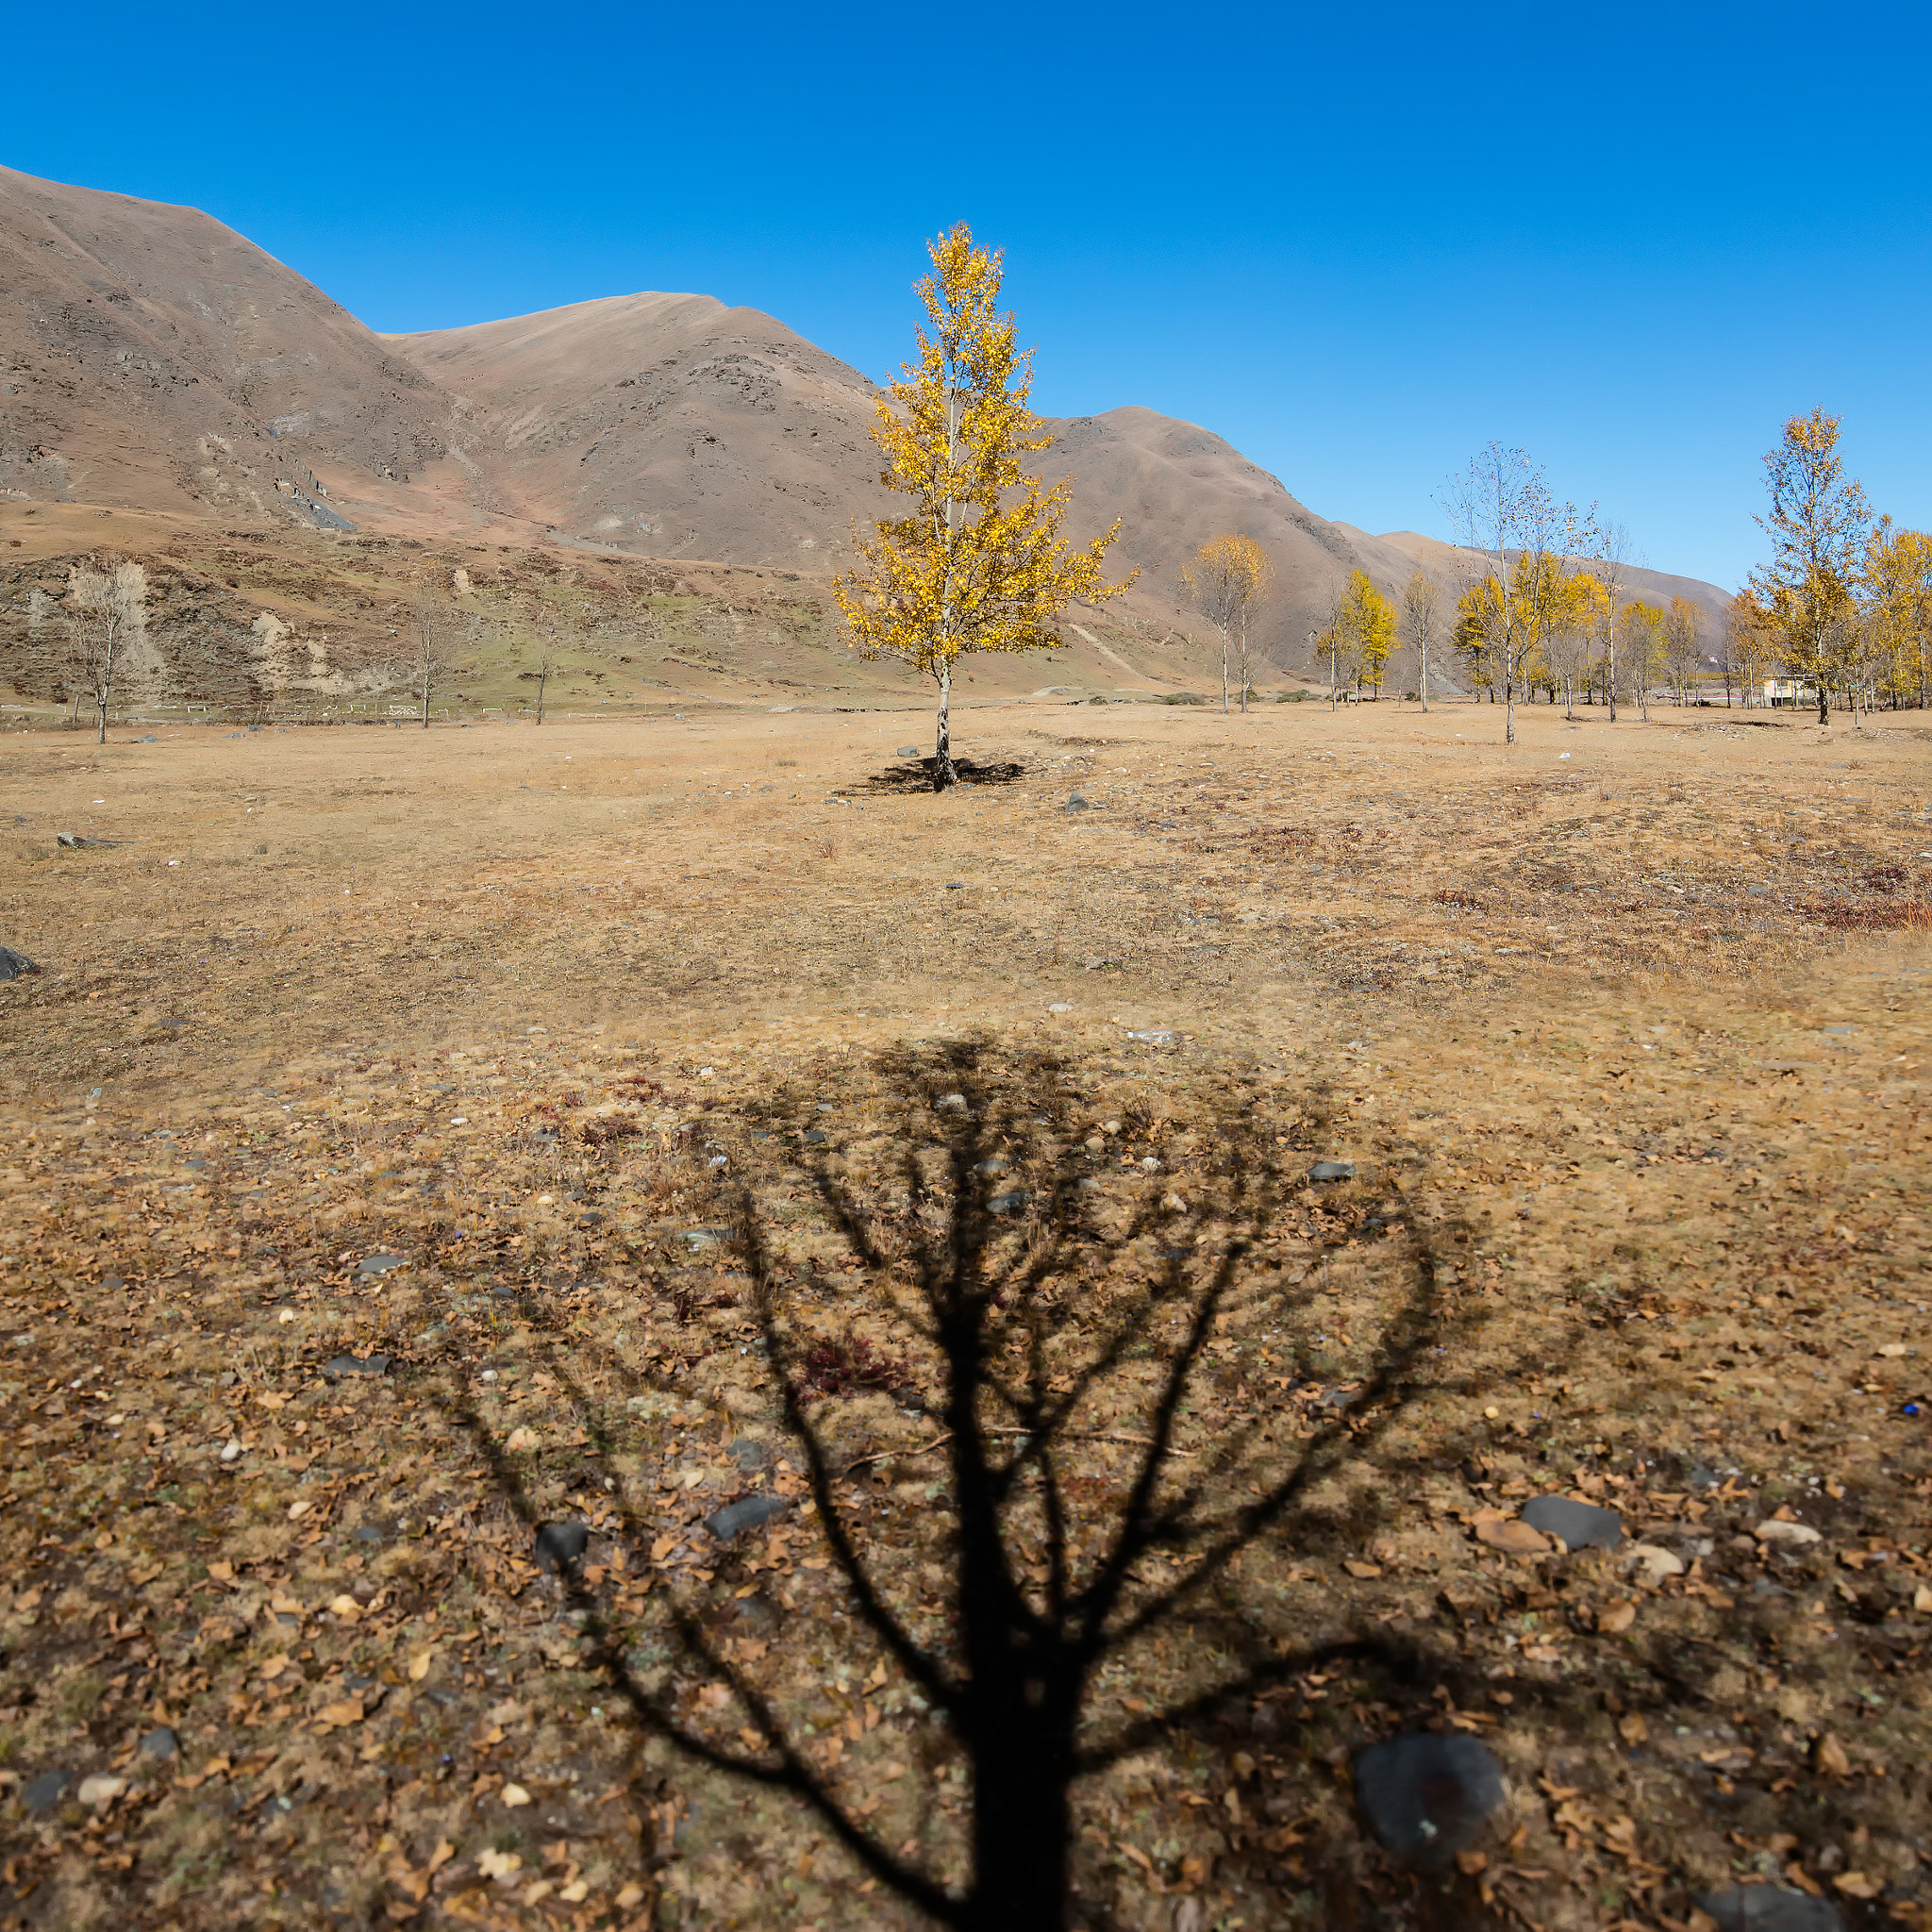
[439,1038,1611,1932]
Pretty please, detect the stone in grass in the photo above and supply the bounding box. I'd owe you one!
[705,1494,791,1543]
[1522,1494,1624,1552]
[1065,793,1091,810]
[0,947,40,983]
[357,1253,408,1275]
[895,745,922,758]
[1353,1732,1505,1870]
[1309,1160,1356,1183]
[728,1437,774,1474]
[326,1353,391,1378]
[1692,1890,1844,1932]
[22,1771,71,1813]
[139,1725,180,1760]
[534,1522,591,1574]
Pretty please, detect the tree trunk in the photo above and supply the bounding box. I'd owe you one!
[95,696,108,745]
[1419,641,1428,713]
[965,1708,1076,1932]
[934,661,958,791]
[1816,680,1828,726]
[1220,627,1229,714]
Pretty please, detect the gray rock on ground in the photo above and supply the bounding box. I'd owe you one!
[139,1726,180,1760]
[1522,1494,1625,1551]
[705,1494,791,1542]
[1353,1732,1506,1870]
[22,1770,71,1813]
[1692,1890,1844,1932]
[534,1522,591,1573]
[0,947,40,982]
[1309,1160,1356,1182]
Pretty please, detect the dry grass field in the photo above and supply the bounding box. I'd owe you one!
[1,698,1929,1932]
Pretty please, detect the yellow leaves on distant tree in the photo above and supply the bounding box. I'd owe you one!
[1324,569,1395,699]
[1181,534,1273,713]
[833,224,1132,789]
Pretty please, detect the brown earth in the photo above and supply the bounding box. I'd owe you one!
[1,701,1927,1931]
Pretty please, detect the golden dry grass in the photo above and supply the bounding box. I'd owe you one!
[1,699,1928,1932]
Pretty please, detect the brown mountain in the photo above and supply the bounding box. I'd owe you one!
[2,162,1735,695]
[0,163,447,523]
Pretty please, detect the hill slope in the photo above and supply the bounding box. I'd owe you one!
[0,164,448,524]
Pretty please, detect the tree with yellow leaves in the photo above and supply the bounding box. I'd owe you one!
[1327,569,1394,700]
[835,225,1131,789]
[1750,408,1870,726]
[1863,518,1932,710]
[1182,535,1272,714]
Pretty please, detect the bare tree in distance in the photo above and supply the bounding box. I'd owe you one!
[1399,569,1441,712]
[520,638,555,724]
[1587,520,1636,722]
[408,593,459,727]
[65,557,148,743]
[457,1042,1464,1932]
[1663,596,1704,706]
[1182,534,1273,714]
[1441,445,1595,744]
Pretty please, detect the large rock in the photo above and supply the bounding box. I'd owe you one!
[534,1521,590,1574]
[1691,1890,1844,1932]
[705,1494,791,1543]
[1353,1732,1505,1870]
[1522,1495,1624,1552]
[0,947,40,983]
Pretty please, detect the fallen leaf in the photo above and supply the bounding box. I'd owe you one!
[524,1880,555,1905]
[614,1883,647,1909]
[408,1649,435,1682]
[1914,1584,1932,1614]
[477,1849,522,1881]
[287,1499,312,1521]
[428,1842,455,1874]
[506,1427,540,1453]
[315,1698,365,1730]
[1617,1712,1648,1746]
[500,1783,533,1807]
[207,1561,235,1583]
[1755,1519,1823,1547]
[1835,1872,1882,1900]
[1455,1849,1488,1875]
[1342,1559,1383,1578]
[1598,1600,1639,1635]
[1814,1733,1851,1776]
[558,1880,590,1903]
[328,1594,363,1623]
[1476,1518,1551,1555]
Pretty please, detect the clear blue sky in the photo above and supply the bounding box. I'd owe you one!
[8,1,1927,589]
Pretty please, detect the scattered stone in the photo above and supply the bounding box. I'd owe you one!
[1309,1161,1356,1182]
[988,1189,1030,1215]
[1688,1463,1720,1491]
[1047,1002,1074,1013]
[1353,1732,1506,1870]
[22,1771,72,1813]
[325,1353,391,1378]
[351,1524,385,1544]
[1692,1890,1844,1932]
[57,831,82,847]
[803,1128,827,1144]
[727,1437,774,1473]
[1065,793,1091,810]
[139,1726,180,1760]
[974,1156,1008,1176]
[1755,1519,1824,1547]
[1624,1542,1687,1586]
[0,947,40,982]
[894,745,922,758]
[357,1253,408,1275]
[534,1522,590,1573]
[1522,1495,1624,1552]
[1125,1027,1174,1044]
[76,1774,126,1808]
[936,1092,968,1112]
[705,1494,791,1542]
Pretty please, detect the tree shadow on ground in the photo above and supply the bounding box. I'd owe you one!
[441,1040,1735,1932]
[855,756,1026,794]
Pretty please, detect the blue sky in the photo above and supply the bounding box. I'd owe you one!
[8,1,1927,588]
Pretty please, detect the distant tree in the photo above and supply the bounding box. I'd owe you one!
[1541,572,1600,719]
[1586,522,1636,722]
[1663,596,1704,705]
[1724,591,1774,708]
[1750,408,1870,725]
[1862,518,1932,710]
[835,225,1131,789]
[1441,443,1594,743]
[409,594,460,727]
[1328,568,1394,699]
[1181,534,1273,714]
[1399,569,1441,711]
[1617,601,1666,721]
[65,557,148,744]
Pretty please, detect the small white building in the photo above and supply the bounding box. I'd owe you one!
[1761,678,1812,707]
